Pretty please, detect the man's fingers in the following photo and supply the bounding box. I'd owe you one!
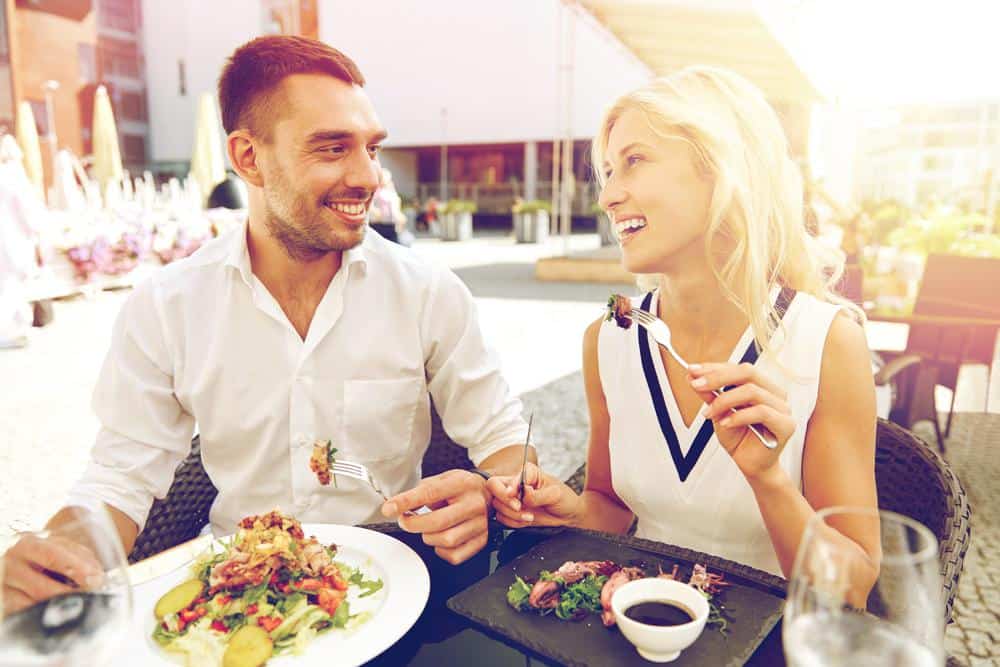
[420,515,487,550]
[17,536,103,588]
[4,558,77,603]
[384,471,477,517]
[397,494,485,535]
[434,531,489,566]
[2,586,35,615]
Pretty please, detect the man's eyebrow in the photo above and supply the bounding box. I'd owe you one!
[305,129,389,144]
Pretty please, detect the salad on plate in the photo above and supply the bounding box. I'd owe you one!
[151,510,384,666]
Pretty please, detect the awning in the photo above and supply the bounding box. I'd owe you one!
[578,0,820,104]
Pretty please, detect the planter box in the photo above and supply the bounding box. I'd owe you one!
[513,211,549,244]
[441,212,473,241]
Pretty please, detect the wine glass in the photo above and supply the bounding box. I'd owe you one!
[0,507,134,665]
[784,506,944,666]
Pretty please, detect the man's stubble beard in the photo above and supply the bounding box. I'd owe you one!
[262,168,366,263]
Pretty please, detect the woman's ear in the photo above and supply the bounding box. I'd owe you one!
[227,130,264,188]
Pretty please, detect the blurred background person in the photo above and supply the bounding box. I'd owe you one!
[369,167,408,245]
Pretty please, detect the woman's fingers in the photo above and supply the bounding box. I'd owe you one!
[703,382,788,420]
[718,404,794,442]
[689,362,786,399]
[492,499,534,527]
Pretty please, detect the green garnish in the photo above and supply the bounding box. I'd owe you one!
[554,575,607,620]
[506,576,532,611]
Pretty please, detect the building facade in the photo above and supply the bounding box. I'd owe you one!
[1,0,149,185]
[855,102,1000,209]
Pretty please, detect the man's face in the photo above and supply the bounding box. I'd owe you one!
[256,74,386,261]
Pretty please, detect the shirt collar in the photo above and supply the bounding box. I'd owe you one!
[224,220,369,286]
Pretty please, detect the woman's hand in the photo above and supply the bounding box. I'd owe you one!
[485,463,583,529]
[688,362,796,482]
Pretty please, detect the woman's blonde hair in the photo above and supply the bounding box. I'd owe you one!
[592,65,862,356]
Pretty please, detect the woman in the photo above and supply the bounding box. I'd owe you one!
[488,67,880,597]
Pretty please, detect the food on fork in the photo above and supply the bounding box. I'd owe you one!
[606,294,633,330]
[309,439,337,486]
[507,559,731,632]
[151,510,384,666]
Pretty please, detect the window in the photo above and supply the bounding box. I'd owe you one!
[99,0,137,32]
[122,134,146,163]
[119,92,146,121]
[98,47,140,79]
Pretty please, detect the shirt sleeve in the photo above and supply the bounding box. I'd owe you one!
[65,278,195,531]
[420,267,527,466]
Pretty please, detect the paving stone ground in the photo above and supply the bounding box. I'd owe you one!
[913,415,1000,665]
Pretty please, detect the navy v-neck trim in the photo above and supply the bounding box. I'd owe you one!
[637,287,796,482]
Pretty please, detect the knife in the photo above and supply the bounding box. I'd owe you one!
[518,413,534,503]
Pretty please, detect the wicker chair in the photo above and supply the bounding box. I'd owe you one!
[564,418,971,624]
[128,404,476,563]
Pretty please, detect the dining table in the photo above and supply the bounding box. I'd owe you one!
[126,523,790,666]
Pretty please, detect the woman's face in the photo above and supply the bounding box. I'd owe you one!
[598,107,715,275]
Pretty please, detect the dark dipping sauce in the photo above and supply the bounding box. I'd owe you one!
[623,601,695,627]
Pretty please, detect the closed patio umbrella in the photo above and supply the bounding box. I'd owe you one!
[15,101,44,199]
[189,92,226,207]
[91,85,123,195]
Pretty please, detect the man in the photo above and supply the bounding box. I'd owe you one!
[2,35,534,613]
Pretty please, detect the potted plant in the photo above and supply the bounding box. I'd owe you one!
[511,199,551,243]
[440,200,477,241]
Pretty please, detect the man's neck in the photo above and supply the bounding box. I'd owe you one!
[246,217,342,298]
[246,216,343,339]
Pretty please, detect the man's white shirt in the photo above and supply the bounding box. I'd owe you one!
[67,224,526,534]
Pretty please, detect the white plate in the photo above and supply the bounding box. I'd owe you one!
[113,524,429,666]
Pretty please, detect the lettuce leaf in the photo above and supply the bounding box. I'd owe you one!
[506,575,532,611]
[554,575,607,620]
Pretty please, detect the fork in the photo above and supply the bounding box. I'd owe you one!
[628,308,778,450]
[331,460,431,515]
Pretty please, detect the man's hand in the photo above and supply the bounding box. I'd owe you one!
[381,469,491,565]
[2,534,105,614]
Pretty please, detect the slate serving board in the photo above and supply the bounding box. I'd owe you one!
[447,529,786,667]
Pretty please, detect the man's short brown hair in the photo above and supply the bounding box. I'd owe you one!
[218,35,365,138]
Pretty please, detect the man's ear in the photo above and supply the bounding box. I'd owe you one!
[227,130,264,188]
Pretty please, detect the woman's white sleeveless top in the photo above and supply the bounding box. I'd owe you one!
[598,289,844,577]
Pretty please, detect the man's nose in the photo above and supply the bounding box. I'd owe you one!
[345,151,380,193]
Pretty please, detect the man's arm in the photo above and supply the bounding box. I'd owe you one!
[477,442,538,478]
[383,267,530,564]
[3,280,194,613]
[45,504,139,553]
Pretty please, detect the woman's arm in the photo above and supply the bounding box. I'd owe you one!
[748,312,880,599]
[486,317,634,533]
[572,317,636,533]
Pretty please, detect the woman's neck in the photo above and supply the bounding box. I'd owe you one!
[656,262,748,360]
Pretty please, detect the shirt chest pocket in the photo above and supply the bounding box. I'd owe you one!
[342,377,422,462]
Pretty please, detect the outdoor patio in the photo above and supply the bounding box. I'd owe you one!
[2,232,998,664]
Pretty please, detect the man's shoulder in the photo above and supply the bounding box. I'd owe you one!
[148,227,240,295]
[361,229,444,285]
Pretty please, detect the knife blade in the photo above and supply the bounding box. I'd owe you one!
[518,413,534,503]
